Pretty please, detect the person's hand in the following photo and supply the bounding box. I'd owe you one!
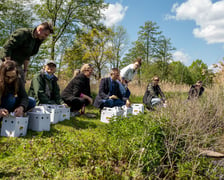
[87,97,93,105]
[125,99,131,107]
[14,106,24,117]
[81,94,93,105]
[62,103,68,108]
[0,108,9,117]
[109,95,118,99]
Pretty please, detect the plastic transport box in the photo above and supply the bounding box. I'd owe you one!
[1,116,29,137]
[42,104,60,124]
[122,105,133,117]
[100,106,123,123]
[132,104,144,115]
[27,107,51,131]
[57,105,70,121]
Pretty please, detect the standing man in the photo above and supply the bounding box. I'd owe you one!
[0,22,54,82]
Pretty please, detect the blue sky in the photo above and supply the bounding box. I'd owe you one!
[101,0,224,68]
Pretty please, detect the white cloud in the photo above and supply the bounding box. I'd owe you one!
[101,3,128,27]
[169,0,224,44]
[173,50,191,64]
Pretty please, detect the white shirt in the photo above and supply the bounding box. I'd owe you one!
[120,64,137,82]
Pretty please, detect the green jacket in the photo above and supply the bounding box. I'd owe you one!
[143,82,165,107]
[0,28,43,66]
[28,70,63,105]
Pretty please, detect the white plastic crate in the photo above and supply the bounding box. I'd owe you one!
[100,106,123,123]
[132,103,144,115]
[27,107,50,131]
[1,116,28,137]
[122,105,133,117]
[42,104,60,124]
[57,105,70,121]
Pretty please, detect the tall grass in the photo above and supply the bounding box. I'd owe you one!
[2,80,224,179]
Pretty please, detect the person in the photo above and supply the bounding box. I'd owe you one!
[93,68,129,110]
[61,64,94,117]
[117,76,131,107]
[0,60,36,118]
[188,81,204,100]
[28,61,63,105]
[120,57,142,85]
[143,76,166,110]
[0,22,54,82]
[73,69,80,78]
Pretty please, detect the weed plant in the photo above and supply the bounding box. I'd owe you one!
[1,85,224,179]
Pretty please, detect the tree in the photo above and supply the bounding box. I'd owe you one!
[153,36,176,79]
[0,0,35,46]
[63,28,114,79]
[109,26,129,68]
[168,61,193,84]
[137,21,161,64]
[34,0,107,61]
[188,59,208,83]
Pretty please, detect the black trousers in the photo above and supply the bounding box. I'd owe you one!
[63,97,89,111]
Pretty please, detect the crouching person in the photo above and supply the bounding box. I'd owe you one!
[28,61,63,105]
[188,81,204,100]
[143,76,166,110]
[61,64,93,117]
[0,60,35,118]
[94,68,129,110]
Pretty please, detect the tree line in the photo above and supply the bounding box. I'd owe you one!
[0,0,214,85]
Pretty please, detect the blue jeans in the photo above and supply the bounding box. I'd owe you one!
[102,99,125,108]
[0,94,36,112]
[151,98,162,106]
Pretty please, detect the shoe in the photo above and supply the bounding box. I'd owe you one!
[70,111,81,117]
[84,113,97,118]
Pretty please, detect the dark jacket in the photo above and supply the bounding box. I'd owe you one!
[188,85,204,100]
[0,78,29,111]
[93,77,124,108]
[0,28,43,66]
[143,82,165,107]
[61,73,91,102]
[28,70,63,105]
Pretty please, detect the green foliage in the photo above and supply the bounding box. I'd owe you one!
[188,59,213,85]
[34,0,107,61]
[0,0,35,46]
[1,94,224,179]
[168,61,193,85]
[63,28,114,79]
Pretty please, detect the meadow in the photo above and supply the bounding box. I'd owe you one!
[1,81,224,179]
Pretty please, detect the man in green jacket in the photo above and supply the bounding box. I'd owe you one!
[28,61,63,105]
[0,22,54,82]
[143,76,166,110]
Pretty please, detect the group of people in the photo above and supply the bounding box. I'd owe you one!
[0,22,205,119]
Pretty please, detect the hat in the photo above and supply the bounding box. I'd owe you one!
[196,81,202,86]
[46,60,56,67]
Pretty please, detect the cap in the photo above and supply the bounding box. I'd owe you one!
[46,60,56,67]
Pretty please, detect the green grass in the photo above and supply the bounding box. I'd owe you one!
[1,93,224,179]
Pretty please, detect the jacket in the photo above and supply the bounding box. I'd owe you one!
[61,73,91,102]
[120,64,137,82]
[143,82,165,106]
[0,28,43,66]
[93,77,124,108]
[28,70,63,105]
[188,85,204,100]
[0,78,29,111]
